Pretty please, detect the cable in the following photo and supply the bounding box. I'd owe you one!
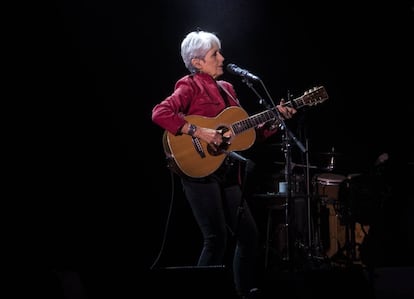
[150,170,176,270]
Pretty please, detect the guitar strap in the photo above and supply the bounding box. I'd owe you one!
[217,81,238,107]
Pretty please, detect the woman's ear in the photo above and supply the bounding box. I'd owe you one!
[191,58,202,70]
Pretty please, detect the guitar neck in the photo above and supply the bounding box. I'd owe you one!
[231,86,328,135]
[231,109,277,134]
[231,95,301,135]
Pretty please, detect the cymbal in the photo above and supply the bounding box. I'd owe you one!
[273,161,318,169]
[294,163,318,169]
[317,152,344,156]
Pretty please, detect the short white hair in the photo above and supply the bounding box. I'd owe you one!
[181,30,221,73]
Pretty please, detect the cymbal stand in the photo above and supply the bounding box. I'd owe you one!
[304,139,312,250]
[280,130,292,263]
[298,139,327,266]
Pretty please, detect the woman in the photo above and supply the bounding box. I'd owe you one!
[152,30,296,298]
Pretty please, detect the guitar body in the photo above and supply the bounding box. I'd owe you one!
[162,86,328,178]
[164,106,256,178]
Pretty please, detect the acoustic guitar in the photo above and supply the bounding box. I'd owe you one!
[163,86,328,178]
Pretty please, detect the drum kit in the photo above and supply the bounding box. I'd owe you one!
[257,147,370,269]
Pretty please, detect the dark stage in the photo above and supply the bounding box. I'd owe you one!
[25,1,414,298]
[42,265,414,298]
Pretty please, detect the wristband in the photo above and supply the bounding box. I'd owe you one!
[188,124,197,136]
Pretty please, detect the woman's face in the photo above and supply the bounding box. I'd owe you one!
[193,45,224,79]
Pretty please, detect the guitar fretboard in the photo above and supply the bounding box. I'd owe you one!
[232,109,277,134]
[231,86,328,135]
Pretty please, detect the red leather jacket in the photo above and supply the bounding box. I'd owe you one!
[152,72,277,140]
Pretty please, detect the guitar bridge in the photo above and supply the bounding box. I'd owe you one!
[192,137,206,158]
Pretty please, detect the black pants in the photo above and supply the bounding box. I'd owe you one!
[181,166,259,296]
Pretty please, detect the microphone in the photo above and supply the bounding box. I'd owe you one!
[226,63,260,81]
[226,151,256,172]
[226,151,250,163]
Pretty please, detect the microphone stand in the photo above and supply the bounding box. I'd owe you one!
[229,78,261,242]
[240,78,306,270]
[276,92,306,269]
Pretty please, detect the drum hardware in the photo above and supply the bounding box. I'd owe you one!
[258,101,311,270]
[312,173,373,265]
[331,213,360,265]
[273,161,318,169]
[261,193,289,268]
[316,146,345,173]
[261,140,340,270]
[332,175,372,265]
[257,192,312,270]
[317,149,344,157]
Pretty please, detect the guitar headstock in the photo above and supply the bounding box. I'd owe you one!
[302,86,329,106]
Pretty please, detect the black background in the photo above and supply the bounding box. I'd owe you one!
[24,0,413,295]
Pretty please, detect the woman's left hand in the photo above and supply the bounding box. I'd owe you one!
[277,99,297,119]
